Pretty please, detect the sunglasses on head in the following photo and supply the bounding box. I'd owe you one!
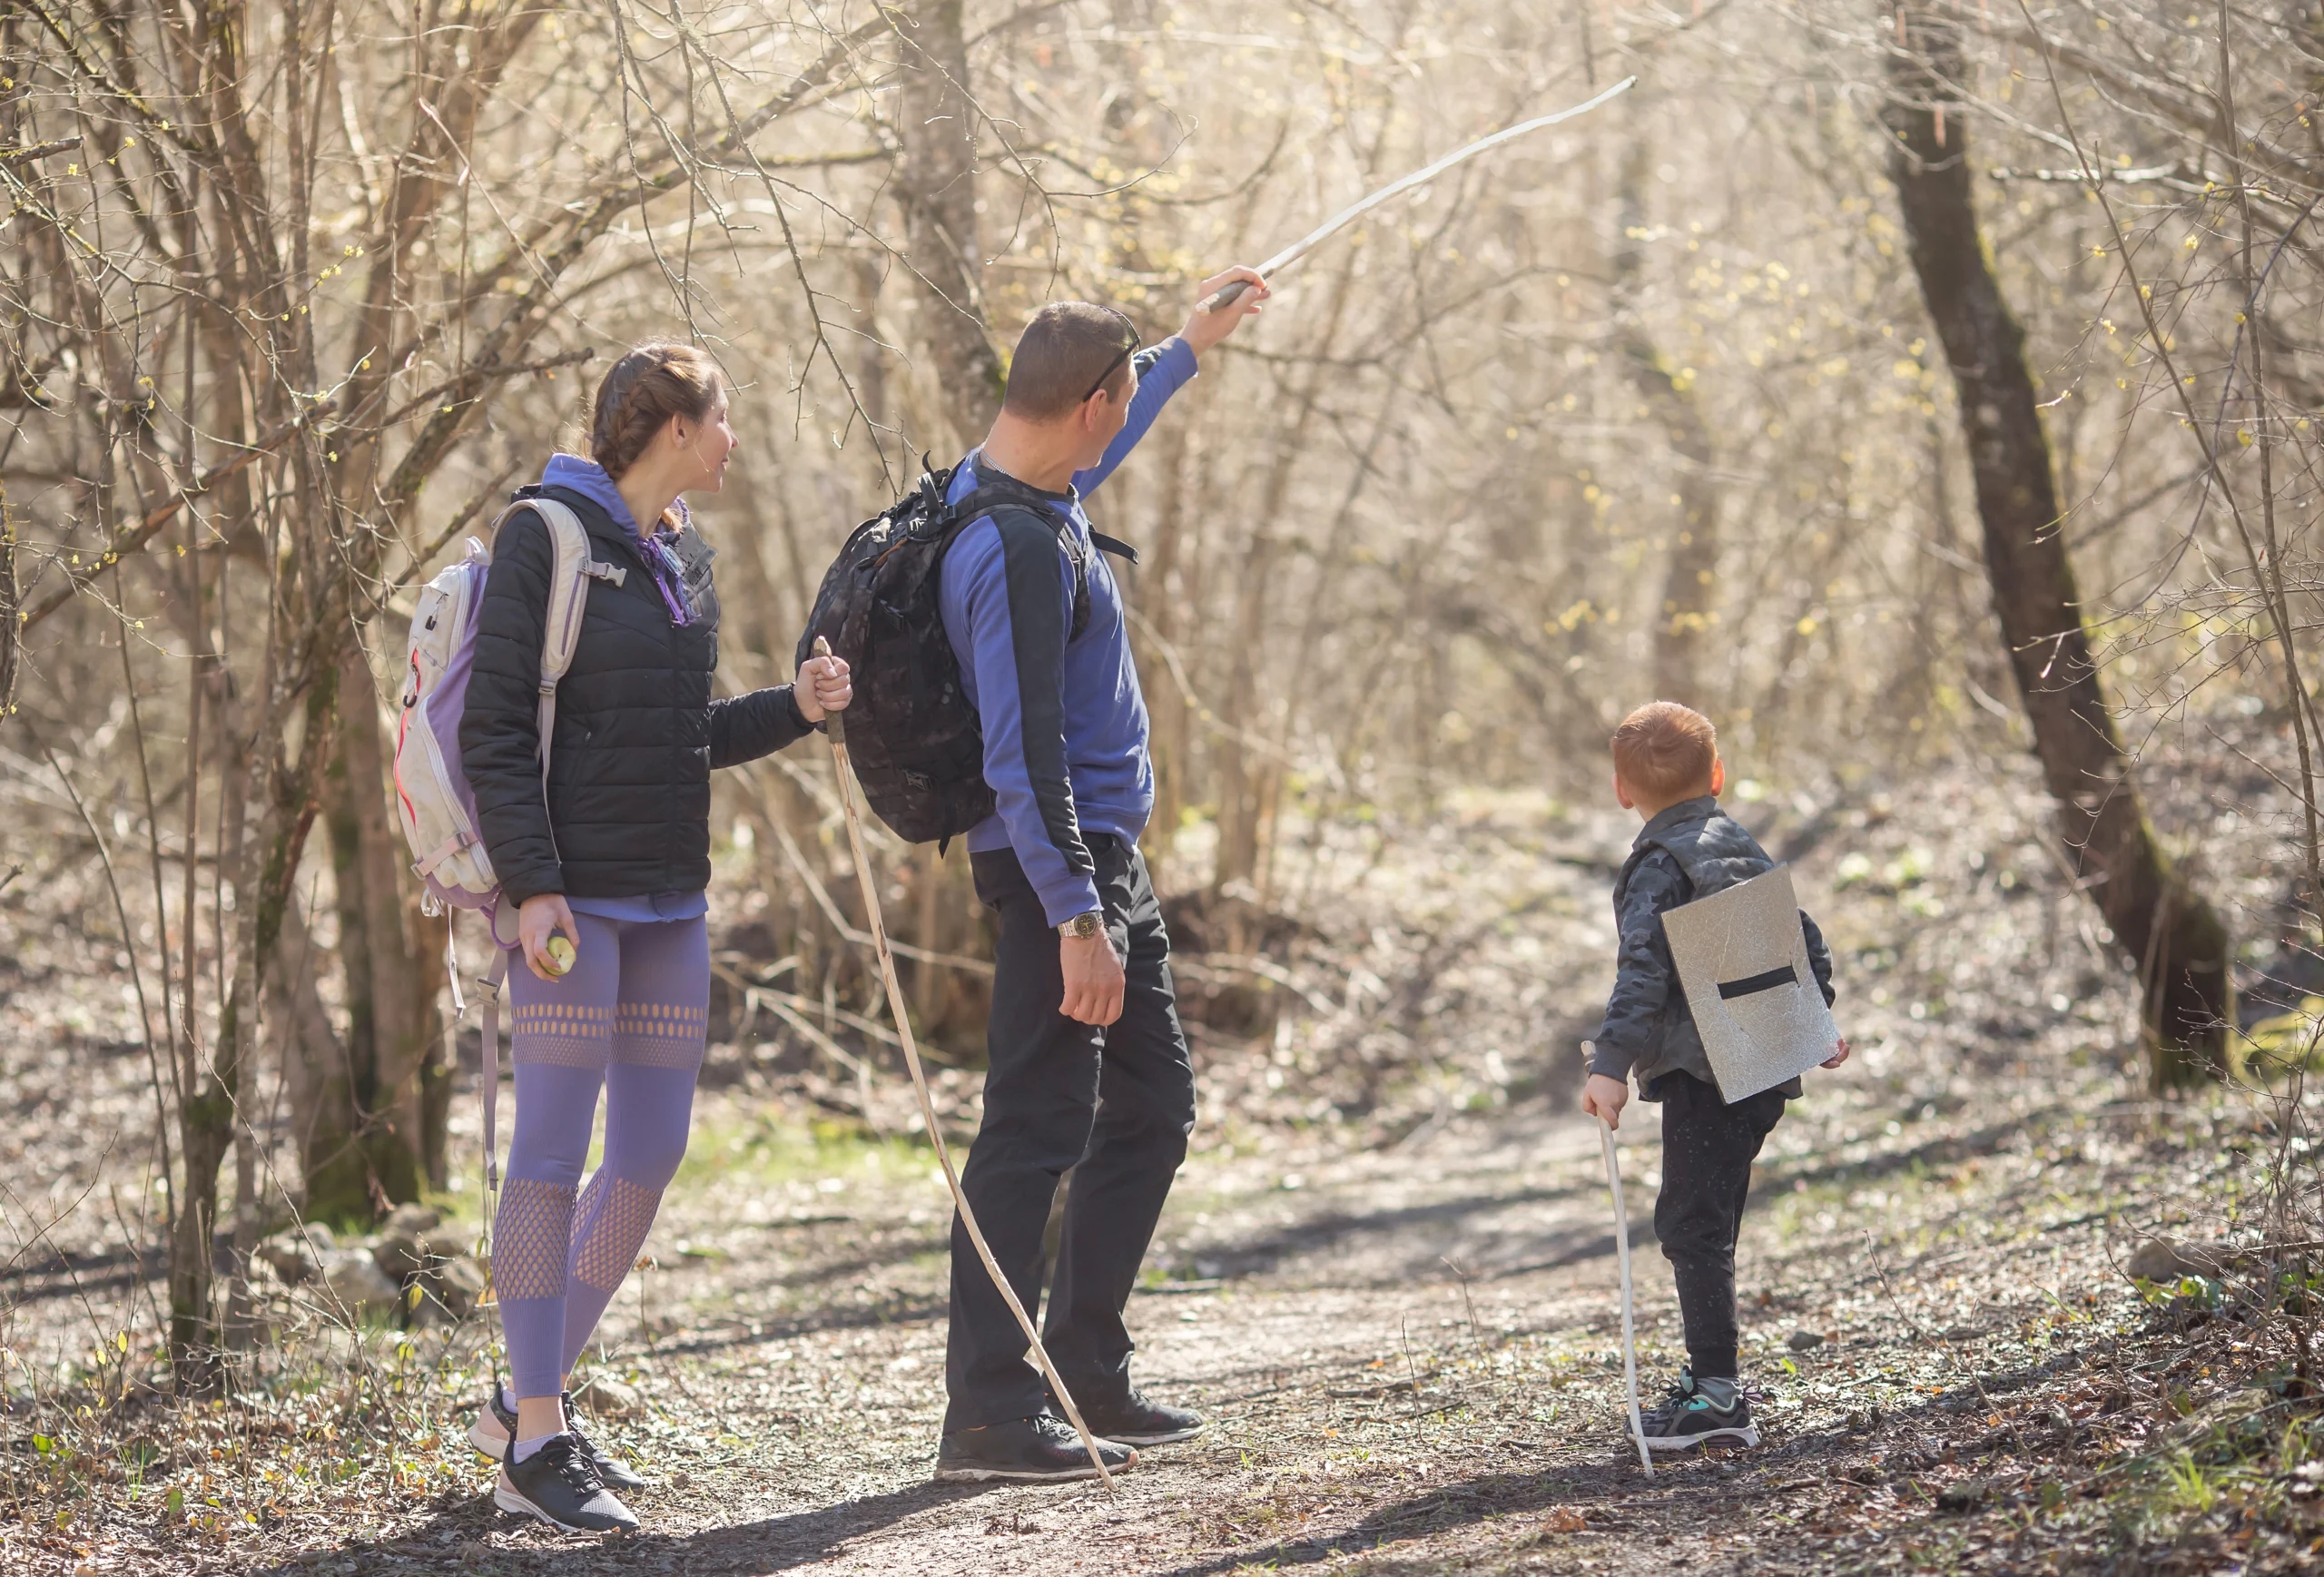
[1080,308,1142,403]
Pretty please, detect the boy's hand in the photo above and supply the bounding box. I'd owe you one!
[1581,1072,1630,1130]
[1821,1039,1852,1069]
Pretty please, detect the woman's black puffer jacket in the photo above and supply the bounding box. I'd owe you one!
[460,483,812,906]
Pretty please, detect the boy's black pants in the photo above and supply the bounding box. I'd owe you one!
[943,835,1197,1433]
[1653,1072,1787,1380]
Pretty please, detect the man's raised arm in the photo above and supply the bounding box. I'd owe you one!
[1072,265,1268,498]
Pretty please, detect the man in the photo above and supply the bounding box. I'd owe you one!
[931,266,1268,1481]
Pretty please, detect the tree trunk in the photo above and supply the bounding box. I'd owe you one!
[166,1083,230,1387]
[894,0,1003,446]
[167,658,262,1389]
[0,483,16,719]
[170,644,334,1374]
[853,251,895,471]
[165,369,226,1385]
[1883,7,2233,1086]
[274,885,350,1163]
[1135,420,1196,888]
[306,647,442,1221]
[1613,114,1719,706]
[1215,250,1364,891]
[891,0,1002,1035]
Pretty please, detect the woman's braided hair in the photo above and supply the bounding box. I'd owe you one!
[587,342,724,485]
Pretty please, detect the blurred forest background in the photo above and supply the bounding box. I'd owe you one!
[2,0,2319,1443]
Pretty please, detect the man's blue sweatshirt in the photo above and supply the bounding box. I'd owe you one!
[938,336,1198,925]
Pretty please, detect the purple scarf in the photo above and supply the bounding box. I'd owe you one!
[540,453,694,626]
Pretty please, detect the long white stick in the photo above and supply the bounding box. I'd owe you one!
[811,640,1116,1490]
[1598,1117,1654,1475]
[1198,77,1637,312]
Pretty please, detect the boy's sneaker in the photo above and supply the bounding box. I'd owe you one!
[1050,1385,1206,1446]
[1639,1369,1760,1452]
[494,1434,639,1533]
[469,1384,647,1491]
[934,1413,1139,1482]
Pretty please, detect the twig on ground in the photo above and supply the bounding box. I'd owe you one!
[1863,1229,2034,1461]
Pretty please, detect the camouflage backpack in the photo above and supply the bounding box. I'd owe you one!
[796,463,1117,844]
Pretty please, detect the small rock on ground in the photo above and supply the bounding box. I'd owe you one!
[572,1375,645,1419]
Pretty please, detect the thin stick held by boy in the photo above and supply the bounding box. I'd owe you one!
[1580,702,1850,1453]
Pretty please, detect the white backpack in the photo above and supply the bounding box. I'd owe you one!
[391,496,626,1190]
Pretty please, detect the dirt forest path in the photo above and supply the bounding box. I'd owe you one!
[5,769,2310,1575]
[226,1078,2226,1577]
[421,1102,1649,1576]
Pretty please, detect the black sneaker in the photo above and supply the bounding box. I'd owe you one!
[1639,1369,1760,1453]
[468,1385,647,1492]
[1053,1385,1206,1446]
[561,1406,647,1493]
[494,1434,639,1533]
[934,1413,1138,1483]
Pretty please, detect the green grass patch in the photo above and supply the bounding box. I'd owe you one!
[675,1110,937,1188]
[2102,1404,2324,1549]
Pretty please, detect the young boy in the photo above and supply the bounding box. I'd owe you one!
[1580,701,1848,1451]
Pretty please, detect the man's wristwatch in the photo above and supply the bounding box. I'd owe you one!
[1058,911,1103,941]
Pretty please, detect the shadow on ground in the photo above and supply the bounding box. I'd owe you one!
[1146,1453,1727,1574]
[249,1479,992,1576]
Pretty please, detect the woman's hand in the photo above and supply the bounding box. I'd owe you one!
[793,654,852,723]
[517,893,578,982]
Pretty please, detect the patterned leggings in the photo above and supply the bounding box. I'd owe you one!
[495,912,707,1400]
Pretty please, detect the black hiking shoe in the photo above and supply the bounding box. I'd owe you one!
[1052,1385,1206,1446]
[561,1406,647,1493]
[468,1384,647,1491]
[1639,1369,1760,1453]
[494,1434,640,1533]
[934,1413,1138,1483]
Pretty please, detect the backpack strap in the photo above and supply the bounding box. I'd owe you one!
[517,498,596,763]
[954,483,1097,641]
[487,498,613,856]
[445,912,507,1227]
[479,942,507,1194]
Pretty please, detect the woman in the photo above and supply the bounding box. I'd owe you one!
[458,343,850,1533]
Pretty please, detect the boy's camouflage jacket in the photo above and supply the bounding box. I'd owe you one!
[1588,795,1837,1100]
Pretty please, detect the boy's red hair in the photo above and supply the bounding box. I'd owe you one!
[1610,702,1718,800]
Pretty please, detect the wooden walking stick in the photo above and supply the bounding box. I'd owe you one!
[1597,1112,1655,1476]
[810,638,1118,1488]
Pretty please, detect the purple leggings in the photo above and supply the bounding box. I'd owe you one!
[496,912,707,1400]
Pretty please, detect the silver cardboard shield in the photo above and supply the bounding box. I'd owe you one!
[1659,864,1841,1102]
